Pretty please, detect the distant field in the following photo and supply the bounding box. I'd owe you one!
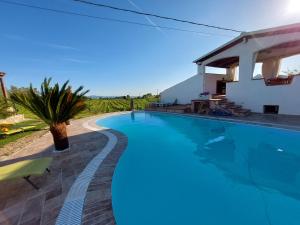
[14,97,158,119]
[77,97,158,118]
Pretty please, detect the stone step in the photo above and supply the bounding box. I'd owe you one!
[217,104,251,117]
[220,102,236,107]
[210,98,227,102]
[208,95,251,117]
[211,94,226,99]
[227,105,242,110]
[232,109,251,116]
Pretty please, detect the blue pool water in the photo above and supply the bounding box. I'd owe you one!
[97,112,300,225]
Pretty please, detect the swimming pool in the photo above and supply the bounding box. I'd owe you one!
[97,112,300,225]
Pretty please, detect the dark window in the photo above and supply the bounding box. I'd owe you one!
[264,105,279,114]
[216,80,226,95]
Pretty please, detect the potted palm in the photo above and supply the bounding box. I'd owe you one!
[10,78,89,151]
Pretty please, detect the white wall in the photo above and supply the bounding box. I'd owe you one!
[227,76,300,115]
[200,31,300,115]
[203,74,226,94]
[160,74,203,104]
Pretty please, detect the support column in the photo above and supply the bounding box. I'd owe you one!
[197,64,206,94]
[0,72,8,99]
[197,64,205,75]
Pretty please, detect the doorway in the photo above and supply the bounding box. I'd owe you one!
[216,80,226,95]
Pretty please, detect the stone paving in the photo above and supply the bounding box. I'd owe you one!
[148,109,300,131]
[81,130,127,225]
[0,114,127,225]
[211,112,300,130]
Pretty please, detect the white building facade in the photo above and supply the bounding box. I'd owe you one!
[160,23,300,115]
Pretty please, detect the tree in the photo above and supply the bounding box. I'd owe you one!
[283,69,300,76]
[142,93,152,99]
[10,78,89,151]
[0,97,13,119]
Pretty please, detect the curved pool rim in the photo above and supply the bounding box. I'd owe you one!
[96,111,300,225]
[97,111,300,132]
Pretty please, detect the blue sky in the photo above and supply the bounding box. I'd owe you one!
[0,0,300,96]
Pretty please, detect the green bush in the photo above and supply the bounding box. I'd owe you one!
[0,97,14,119]
[76,97,158,118]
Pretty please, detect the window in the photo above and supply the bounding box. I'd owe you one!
[253,63,263,79]
[253,53,300,79]
[280,54,300,76]
[205,66,227,75]
[234,66,240,81]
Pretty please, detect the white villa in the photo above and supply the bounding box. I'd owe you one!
[160,23,300,115]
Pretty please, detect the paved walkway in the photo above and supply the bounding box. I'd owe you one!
[0,114,127,225]
[148,109,300,131]
[211,112,300,130]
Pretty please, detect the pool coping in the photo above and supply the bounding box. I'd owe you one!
[55,113,128,225]
[81,128,127,225]
[145,110,300,132]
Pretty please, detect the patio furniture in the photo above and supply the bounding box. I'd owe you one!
[0,123,13,132]
[0,125,37,138]
[0,157,53,190]
[0,128,23,137]
[21,125,36,131]
[150,102,171,108]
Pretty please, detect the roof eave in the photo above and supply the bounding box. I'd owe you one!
[193,23,300,64]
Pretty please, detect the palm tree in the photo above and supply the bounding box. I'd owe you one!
[10,78,89,151]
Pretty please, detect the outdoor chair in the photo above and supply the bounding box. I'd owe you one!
[0,157,53,190]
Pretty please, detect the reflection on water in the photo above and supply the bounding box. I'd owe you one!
[249,143,300,199]
[198,138,236,164]
[151,113,300,201]
[210,126,226,134]
[130,112,135,121]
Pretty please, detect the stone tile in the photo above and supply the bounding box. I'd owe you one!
[81,130,127,225]
[41,206,61,225]
[19,194,44,225]
[20,217,41,225]
[0,114,128,225]
[45,186,62,201]
[44,194,63,212]
[0,203,23,225]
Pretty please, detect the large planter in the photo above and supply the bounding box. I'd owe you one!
[50,123,69,151]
